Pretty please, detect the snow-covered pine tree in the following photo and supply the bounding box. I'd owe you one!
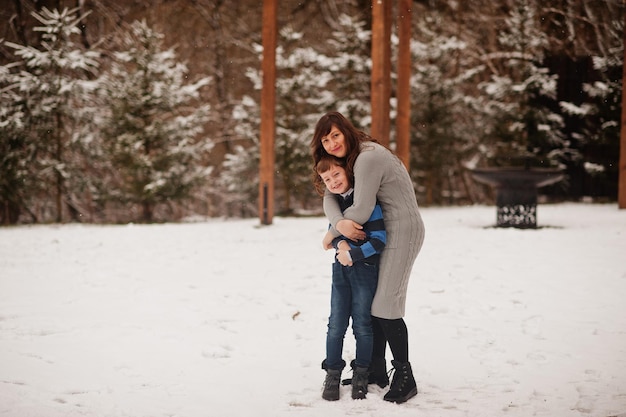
[221,15,371,216]
[409,13,486,205]
[560,53,622,197]
[95,20,213,223]
[223,26,333,216]
[325,14,371,131]
[218,96,260,217]
[273,27,334,214]
[0,7,100,224]
[0,65,31,224]
[478,0,569,167]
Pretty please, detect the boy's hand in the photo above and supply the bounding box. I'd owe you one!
[322,230,334,250]
[336,249,353,266]
[336,240,352,266]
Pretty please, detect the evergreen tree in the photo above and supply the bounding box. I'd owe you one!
[223,26,333,216]
[274,27,333,214]
[0,66,31,224]
[95,20,213,223]
[560,54,622,198]
[325,14,372,131]
[409,13,485,205]
[218,96,260,217]
[0,7,100,223]
[221,15,371,216]
[478,0,568,167]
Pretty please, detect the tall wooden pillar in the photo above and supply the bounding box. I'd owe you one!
[259,0,277,224]
[396,0,412,169]
[371,0,411,165]
[371,0,392,146]
[617,1,626,209]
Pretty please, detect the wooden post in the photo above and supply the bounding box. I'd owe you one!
[371,0,392,146]
[383,0,392,145]
[259,0,277,224]
[619,0,626,209]
[396,0,412,169]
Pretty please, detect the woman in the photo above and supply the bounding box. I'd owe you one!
[311,111,425,404]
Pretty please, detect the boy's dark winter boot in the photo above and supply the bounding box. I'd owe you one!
[368,356,389,388]
[321,360,344,401]
[351,366,370,399]
[383,360,418,404]
[322,369,342,401]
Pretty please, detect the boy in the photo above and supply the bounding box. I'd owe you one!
[315,155,386,401]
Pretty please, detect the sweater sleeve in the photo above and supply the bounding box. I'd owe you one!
[323,189,344,236]
[341,146,384,224]
[347,204,386,262]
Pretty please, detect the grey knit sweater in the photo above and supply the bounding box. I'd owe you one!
[324,142,425,319]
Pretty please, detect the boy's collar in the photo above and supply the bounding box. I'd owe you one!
[340,188,354,198]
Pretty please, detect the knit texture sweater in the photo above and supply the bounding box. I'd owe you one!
[324,142,425,319]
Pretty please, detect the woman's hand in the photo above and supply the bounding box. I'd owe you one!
[336,219,365,241]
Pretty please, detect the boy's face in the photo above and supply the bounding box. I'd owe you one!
[320,165,351,195]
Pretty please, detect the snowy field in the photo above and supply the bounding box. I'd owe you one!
[1,203,625,417]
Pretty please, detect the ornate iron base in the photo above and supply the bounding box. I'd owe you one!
[470,167,564,229]
[497,204,537,228]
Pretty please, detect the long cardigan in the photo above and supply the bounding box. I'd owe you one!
[324,142,425,319]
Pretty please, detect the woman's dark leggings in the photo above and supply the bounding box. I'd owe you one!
[372,316,409,363]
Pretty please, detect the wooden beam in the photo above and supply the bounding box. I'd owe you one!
[617,1,626,209]
[396,0,412,169]
[370,0,392,146]
[259,0,277,224]
[383,0,392,145]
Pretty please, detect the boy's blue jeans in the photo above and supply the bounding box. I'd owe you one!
[325,259,379,370]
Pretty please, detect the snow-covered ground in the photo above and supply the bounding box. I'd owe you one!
[1,203,625,417]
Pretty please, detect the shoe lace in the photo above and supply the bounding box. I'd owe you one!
[340,369,354,386]
[324,372,340,389]
[387,365,406,391]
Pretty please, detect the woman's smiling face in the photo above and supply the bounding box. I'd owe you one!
[321,125,347,158]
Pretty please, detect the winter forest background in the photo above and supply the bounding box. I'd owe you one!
[0,0,623,224]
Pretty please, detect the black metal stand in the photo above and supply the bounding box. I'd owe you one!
[471,168,564,228]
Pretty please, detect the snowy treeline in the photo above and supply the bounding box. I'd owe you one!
[0,0,622,224]
[1,9,213,224]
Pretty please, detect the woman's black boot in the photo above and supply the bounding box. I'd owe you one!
[383,360,418,403]
[368,356,389,388]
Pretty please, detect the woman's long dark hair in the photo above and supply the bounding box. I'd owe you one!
[310,112,374,195]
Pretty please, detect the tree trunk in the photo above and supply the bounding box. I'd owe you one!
[396,0,412,169]
[142,201,153,223]
[55,112,63,223]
